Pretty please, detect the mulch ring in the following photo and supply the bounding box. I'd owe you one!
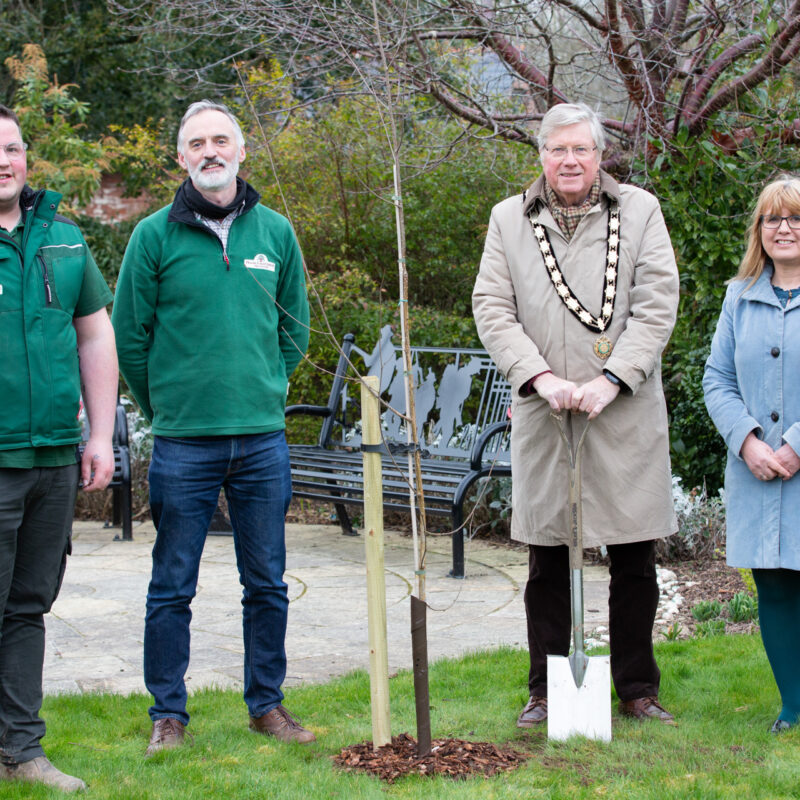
[334,733,529,783]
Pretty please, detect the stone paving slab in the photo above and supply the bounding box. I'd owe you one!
[44,520,611,696]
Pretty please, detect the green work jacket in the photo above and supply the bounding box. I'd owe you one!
[0,186,112,451]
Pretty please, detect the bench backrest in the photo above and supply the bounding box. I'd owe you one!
[321,326,512,462]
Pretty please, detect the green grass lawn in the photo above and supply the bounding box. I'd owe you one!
[19,635,799,799]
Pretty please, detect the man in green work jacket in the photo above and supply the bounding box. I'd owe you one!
[0,105,118,792]
[112,100,312,756]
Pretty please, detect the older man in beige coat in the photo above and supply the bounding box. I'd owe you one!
[473,103,679,728]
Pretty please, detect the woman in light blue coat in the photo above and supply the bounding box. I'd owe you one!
[704,176,800,733]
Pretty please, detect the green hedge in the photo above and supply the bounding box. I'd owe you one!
[644,132,800,491]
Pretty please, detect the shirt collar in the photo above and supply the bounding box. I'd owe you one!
[522,169,620,217]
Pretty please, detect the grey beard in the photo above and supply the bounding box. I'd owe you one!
[189,158,239,192]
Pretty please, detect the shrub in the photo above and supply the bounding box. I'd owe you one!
[467,476,512,539]
[640,133,800,492]
[74,214,143,287]
[7,44,108,210]
[656,476,726,562]
[695,618,726,638]
[692,599,723,622]
[726,591,758,623]
[738,568,757,597]
[246,92,533,317]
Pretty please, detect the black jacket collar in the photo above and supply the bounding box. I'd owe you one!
[167,177,261,225]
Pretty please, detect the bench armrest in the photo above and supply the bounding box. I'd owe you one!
[285,404,334,418]
[115,400,129,447]
[469,420,510,471]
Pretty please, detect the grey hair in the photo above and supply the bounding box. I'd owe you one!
[177,100,245,153]
[537,103,605,156]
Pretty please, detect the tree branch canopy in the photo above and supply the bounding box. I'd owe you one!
[112,0,800,159]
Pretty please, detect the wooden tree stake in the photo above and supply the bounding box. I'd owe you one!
[360,375,391,748]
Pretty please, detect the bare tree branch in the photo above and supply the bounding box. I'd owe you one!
[688,10,800,132]
[110,0,800,159]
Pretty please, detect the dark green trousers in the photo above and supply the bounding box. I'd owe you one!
[753,568,800,725]
[0,465,78,764]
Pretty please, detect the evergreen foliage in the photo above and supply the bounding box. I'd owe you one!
[643,132,800,491]
[5,44,108,211]
[0,0,243,136]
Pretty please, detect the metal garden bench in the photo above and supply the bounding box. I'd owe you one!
[286,327,512,577]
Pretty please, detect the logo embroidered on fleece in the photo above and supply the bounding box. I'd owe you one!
[244,254,276,271]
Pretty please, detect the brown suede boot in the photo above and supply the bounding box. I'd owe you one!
[0,755,86,792]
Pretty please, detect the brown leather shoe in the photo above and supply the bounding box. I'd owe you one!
[619,696,676,725]
[516,696,548,727]
[249,705,316,743]
[145,717,187,757]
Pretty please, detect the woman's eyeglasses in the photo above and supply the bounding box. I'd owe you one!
[761,214,800,229]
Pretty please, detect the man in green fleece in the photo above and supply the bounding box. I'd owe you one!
[112,100,312,755]
[0,105,118,792]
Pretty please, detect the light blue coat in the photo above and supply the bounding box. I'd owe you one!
[703,266,800,570]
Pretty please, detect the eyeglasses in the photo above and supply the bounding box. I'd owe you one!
[0,142,28,159]
[761,214,800,229]
[543,145,597,160]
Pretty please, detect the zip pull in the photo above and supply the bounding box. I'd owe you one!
[223,249,230,271]
[38,255,52,304]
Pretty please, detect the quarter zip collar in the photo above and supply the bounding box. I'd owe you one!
[167,177,261,226]
[167,178,261,271]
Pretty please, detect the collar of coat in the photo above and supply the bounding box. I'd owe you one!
[739,262,800,309]
[19,185,76,230]
[167,177,261,226]
[521,169,620,218]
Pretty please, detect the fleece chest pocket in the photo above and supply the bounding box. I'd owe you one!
[243,252,280,297]
[38,244,86,312]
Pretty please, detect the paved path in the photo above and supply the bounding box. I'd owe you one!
[44,521,613,696]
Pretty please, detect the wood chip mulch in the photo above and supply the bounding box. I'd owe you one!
[334,733,529,783]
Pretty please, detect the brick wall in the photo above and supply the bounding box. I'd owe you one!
[81,174,152,223]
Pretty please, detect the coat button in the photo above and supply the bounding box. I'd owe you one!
[42,222,48,228]
[771,347,780,357]
[49,203,55,209]
[771,411,780,422]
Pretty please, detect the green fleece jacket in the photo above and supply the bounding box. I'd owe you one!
[112,188,309,436]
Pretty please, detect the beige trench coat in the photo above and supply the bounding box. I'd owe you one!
[472,171,678,547]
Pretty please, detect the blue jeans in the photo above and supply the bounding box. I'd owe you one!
[144,432,292,725]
